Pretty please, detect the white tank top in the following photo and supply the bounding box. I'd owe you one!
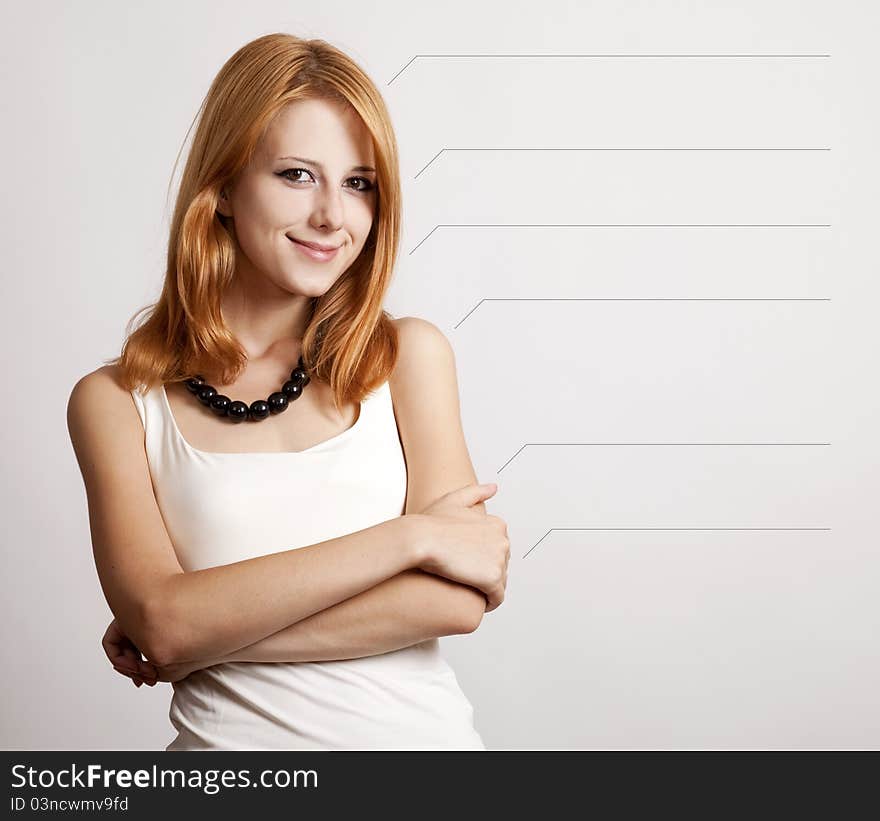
[130,378,485,750]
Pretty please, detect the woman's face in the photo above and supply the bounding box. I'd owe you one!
[218,97,378,298]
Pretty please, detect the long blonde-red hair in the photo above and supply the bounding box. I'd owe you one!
[108,32,401,410]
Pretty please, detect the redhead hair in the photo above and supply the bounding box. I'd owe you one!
[107,33,401,409]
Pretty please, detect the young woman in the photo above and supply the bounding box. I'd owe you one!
[67,33,509,751]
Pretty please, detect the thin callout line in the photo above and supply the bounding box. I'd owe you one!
[454,297,832,328]
[523,527,831,558]
[411,224,831,255]
[497,442,832,474]
[414,147,831,179]
[388,53,831,84]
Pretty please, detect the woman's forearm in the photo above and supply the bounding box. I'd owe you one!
[154,515,425,666]
[182,569,485,667]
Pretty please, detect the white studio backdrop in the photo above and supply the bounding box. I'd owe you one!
[1,0,877,749]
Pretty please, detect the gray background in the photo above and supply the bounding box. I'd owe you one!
[2,0,877,749]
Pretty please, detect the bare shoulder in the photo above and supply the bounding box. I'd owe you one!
[387,315,474,508]
[67,364,141,443]
[69,363,126,398]
[389,316,455,391]
[388,315,459,423]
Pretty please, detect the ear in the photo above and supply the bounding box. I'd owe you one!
[216,186,233,218]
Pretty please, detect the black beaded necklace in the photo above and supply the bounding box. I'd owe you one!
[183,355,311,423]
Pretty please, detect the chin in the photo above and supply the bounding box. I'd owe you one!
[282,276,336,298]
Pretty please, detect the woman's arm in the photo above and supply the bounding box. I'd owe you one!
[68,367,432,668]
[114,567,484,684]
[159,517,432,666]
[176,569,484,670]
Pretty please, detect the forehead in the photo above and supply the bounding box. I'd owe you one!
[260,98,375,165]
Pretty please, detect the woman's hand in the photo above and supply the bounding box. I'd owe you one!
[102,617,158,688]
[412,482,510,612]
[103,618,212,686]
[152,659,207,683]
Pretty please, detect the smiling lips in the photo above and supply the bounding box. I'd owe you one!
[287,235,341,261]
[289,236,340,251]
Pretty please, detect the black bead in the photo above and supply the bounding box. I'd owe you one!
[184,358,307,423]
[227,401,249,422]
[210,394,231,416]
[267,391,289,414]
[249,399,270,420]
[196,385,217,405]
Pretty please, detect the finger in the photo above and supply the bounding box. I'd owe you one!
[127,658,155,680]
[114,649,138,673]
[113,664,155,685]
[115,658,137,673]
[137,659,158,679]
[103,621,128,653]
[102,621,118,643]
[107,646,133,669]
[452,483,497,508]
[122,646,142,668]
[137,657,157,680]
[102,632,122,660]
[120,645,148,676]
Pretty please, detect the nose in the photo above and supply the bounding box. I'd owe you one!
[309,185,344,234]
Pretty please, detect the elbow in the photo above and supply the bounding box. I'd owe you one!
[140,591,184,667]
[411,570,487,636]
[449,588,487,635]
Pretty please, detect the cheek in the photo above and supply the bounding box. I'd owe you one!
[352,206,376,244]
[238,179,292,223]
[231,215,269,261]
[233,193,286,247]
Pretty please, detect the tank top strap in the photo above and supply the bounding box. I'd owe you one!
[130,381,177,467]
[129,382,147,430]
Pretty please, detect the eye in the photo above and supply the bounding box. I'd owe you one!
[278,168,315,184]
[348,177,376,193]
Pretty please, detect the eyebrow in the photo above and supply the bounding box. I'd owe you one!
[278,155,376,174]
